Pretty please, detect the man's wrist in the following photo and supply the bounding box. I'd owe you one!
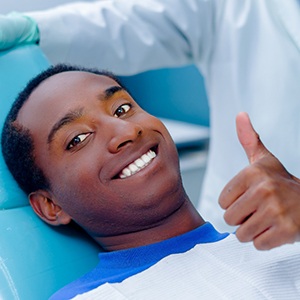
[0,12,39,50]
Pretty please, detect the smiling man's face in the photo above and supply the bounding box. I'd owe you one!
[17,71,185,239]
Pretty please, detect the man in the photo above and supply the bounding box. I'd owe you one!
[1,64,300,299]
[1,1,300,243]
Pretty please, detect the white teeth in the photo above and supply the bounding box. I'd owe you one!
[135,158,144,168]
[129,163,139,172]
[119,149,156,179]
[123,168,131,177]
[148,150,156,158]
[141,154,151,163]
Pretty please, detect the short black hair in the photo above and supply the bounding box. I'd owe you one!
[1,64,124,195]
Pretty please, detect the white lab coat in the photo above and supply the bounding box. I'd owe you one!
[28,0,300,232]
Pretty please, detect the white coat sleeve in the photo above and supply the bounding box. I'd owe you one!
[27,0,215,75]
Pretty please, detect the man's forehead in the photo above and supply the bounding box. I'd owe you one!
[34,71,117,93]
[16,71,119,127]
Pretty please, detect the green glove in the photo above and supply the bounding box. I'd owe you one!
[0,12,39,51]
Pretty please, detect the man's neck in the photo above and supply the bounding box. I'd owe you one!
[95,198,205,252]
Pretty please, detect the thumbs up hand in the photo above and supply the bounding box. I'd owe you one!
[219,112,300,250]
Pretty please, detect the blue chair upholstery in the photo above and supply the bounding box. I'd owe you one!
[119,66,209,127]
[0,45,100,300]
[0,45,49,209]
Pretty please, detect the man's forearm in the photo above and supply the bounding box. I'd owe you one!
[27,0,214,75]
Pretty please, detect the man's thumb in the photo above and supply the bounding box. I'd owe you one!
[236,112,269,164]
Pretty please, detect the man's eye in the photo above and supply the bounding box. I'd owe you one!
[114,104,131,117]
[67,133,90,150]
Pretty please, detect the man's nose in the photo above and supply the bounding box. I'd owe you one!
[107,119,143,153]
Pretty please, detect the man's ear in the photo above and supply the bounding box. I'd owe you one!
[29,190,71,226]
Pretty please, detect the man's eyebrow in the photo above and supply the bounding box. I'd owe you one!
[47,108,84,144]
[102,85,126,100]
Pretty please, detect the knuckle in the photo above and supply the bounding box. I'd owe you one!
[281,224,298,243]
[223,210,234,225]
[253,239,270,250]
[235,227,251,243]
[264,203,282,218]
[243,165,258,178]
[218,195,226,209]
[253,235,277,250]
[264,200,285,218]
[244,163,266,177]
[257,180,278,198]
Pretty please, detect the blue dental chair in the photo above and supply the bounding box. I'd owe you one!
[0,45,101,300]
[0,45,209,299]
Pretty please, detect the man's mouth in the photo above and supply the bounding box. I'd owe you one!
[118,149,156,179]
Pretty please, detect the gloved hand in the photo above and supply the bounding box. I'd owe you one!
[0,12,39,51]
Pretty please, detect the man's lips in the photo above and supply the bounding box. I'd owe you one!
[117,148,157,179]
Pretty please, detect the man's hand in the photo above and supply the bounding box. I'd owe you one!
[219,112,300,250]
[0,13,39,51]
